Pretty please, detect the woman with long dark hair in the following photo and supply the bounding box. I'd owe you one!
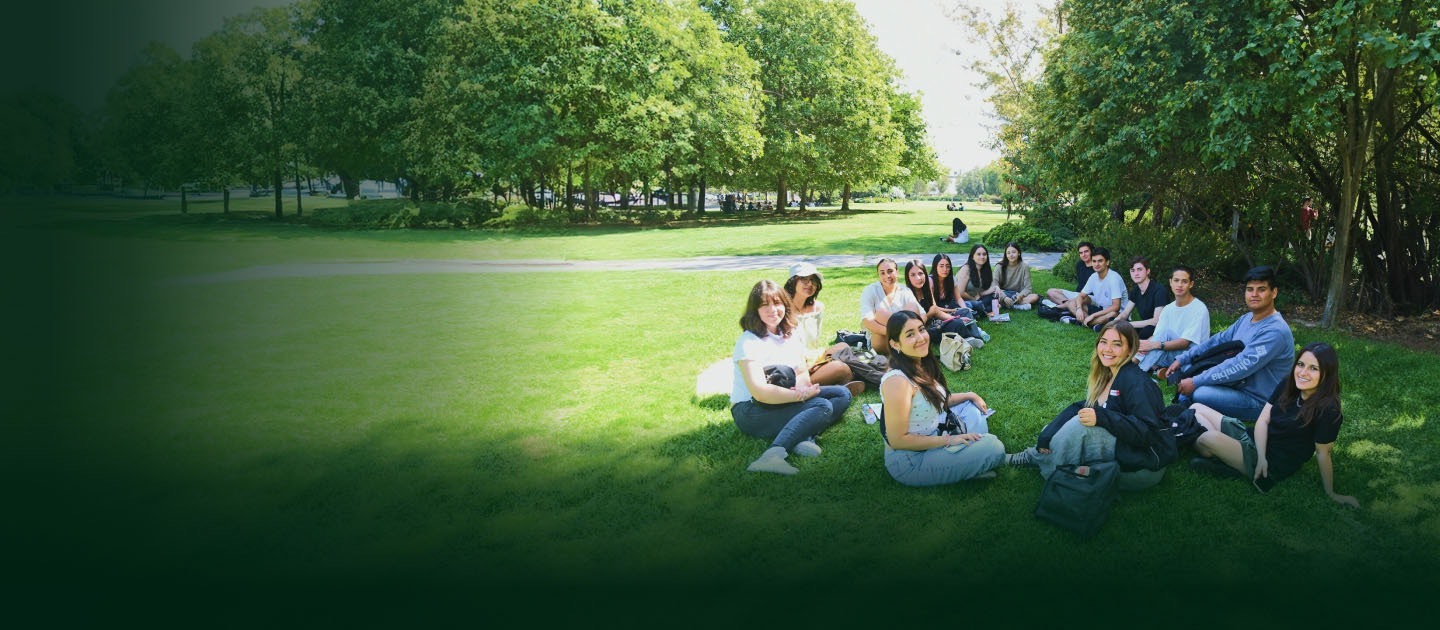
[931,253,961,311]
[878,311,1004,486]
[1187,342,1359,505]
[1006,321,1168,490]
[956,244,1006,321]
[909,257,988,348]
[903,259,951,321]
[730,280,852,475]
[994,242,1039,311]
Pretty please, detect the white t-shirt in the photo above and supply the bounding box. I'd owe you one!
[1151,297,1212,345]
[860,282,921,321]
[1081,269,1127,310]
[792,300,825,353]
[730,330,807,404]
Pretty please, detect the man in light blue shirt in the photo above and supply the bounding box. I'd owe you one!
[1161,266,1295,421]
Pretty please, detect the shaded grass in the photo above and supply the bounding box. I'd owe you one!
[5,196,1020,264]
[13,231,1439,608]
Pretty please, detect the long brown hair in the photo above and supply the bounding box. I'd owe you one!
[885,310,949,412]
[738,279,793,338]
[1274,342,1341,426]
[1085,320,1139,407]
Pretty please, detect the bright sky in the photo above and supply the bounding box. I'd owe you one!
[14,0,1028,175]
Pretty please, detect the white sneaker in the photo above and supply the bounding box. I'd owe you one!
[964,337,984,349]
[747,446,798,475]
[990,313,1010,322]
[1013,303,1032,311]
[794,440,823,457]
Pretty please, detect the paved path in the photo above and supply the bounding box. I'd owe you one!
[169,252,1062,285]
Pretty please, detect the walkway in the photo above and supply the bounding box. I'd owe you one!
[168,252,1062,285]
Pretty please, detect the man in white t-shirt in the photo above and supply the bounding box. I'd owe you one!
[1135,265,1211,372]
[1061,247,1125,329]
[860,258,922,354]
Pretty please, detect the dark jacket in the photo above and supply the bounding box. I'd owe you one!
[1037,363,1174,471]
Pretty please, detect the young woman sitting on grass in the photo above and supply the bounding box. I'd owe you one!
[879,310,1005,486]
[994,242,1039,311]
[904,259,953,321]
[956,244,1007,322]
[930,253,962,311]
[1187,342,1359,506]
[730,280,852,476]
[1006,320,1167,490]
[784,262,863,395]
[910,257,988,348]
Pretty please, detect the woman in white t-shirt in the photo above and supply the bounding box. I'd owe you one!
[784,263,862,393]
[731,280,853,475]
[879,310,1005,486]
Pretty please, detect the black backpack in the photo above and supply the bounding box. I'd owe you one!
[1037,304,1064,321]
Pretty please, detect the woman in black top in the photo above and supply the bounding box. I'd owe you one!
[1189,342,1358,505]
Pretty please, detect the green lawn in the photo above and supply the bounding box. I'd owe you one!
[8,196,1019,269]
[9,200,1438,614]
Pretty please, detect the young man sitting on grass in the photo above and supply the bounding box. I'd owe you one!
[1134,265,1210,374]
[1044,241,1095,307]
[1058,247,1126,331]
[1158,265,1294,422]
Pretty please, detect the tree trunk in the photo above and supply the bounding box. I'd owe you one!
[339,172,359,199]
[698,177,707,215]
[565,163,575,214]
[842,183,851,211]
[180,187,188,214]
[223,188,230,214]
[273,170,283,218]
[776,175,787,213]
[294,167,303,217]
[1322,56,1379,328]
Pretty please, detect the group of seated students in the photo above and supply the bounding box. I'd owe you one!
[726,251,1358,507]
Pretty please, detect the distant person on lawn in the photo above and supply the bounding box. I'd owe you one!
[1045,241,1096,306]
[730,280,852,476]
[941,217,969,243]
[1135,265,1210,373]
[994,242,1039,311]
[1113,256,1171,339]
[860,258,923,355]
[1059,246,1126,330]
[1159,265,1294,422]
[1186,342,1359,506]
[879,311,1005,486]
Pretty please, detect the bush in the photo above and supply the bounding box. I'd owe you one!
[483,202,569,228]
[983,221,1061,251]
[1057,222,1237,285]
[307,199,415,229]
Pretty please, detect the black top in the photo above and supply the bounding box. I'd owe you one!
[1127,281,1172,332]
[1075,260,1095,293]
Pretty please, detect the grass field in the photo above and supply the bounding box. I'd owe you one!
[7,196,1437,618]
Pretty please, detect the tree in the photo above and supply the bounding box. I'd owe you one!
[192,6,308,218]
[101,43,200,209]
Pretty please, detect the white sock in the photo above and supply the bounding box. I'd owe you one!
[747,446,798,475]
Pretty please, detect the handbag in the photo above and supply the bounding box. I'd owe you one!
[937,332,972,372]
[1034,440,1120,538]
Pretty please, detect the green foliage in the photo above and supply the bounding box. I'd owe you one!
[483,202,569,229]
[1069,221,1236,284]
[306,198,499,229]
[982,221,1060,252]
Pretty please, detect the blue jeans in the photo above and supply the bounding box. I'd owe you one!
[1184,384,1266,422]
[883,401,1000,486]
[731,386,852,451]
[885,435,1005,486]
[1137,348,1183,372]
[965,296,996,315]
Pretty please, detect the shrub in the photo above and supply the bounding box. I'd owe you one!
[983,221,1060,251]
[1057,222,1237,285]
[483,202,569,228]
[307,200,414,228]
